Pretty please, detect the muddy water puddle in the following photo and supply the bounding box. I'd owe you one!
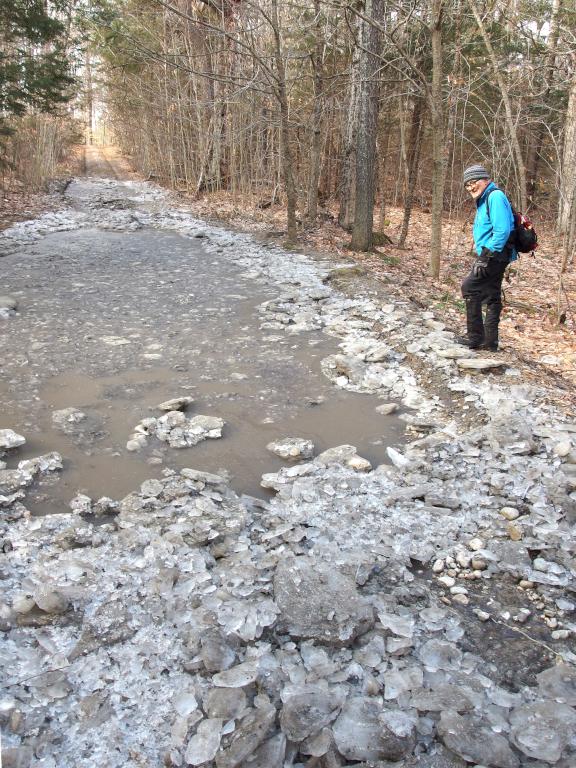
[1,219,406,513]
[1,360,404,513]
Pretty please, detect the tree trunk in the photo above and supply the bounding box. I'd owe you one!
[350,0,384,252]
[270,0,297,242]
[429,0,445,278]
[526,0,562,205]
[306,0,324,225]
[398,94,425,247]
[338,16,361,229]
[557,66,576,256]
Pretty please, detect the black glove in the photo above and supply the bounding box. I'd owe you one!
[472,247,493,278]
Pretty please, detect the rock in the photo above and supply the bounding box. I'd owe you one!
[456,358,507,372]
[0,429,25,452]
[332,697,415,762]
[274,556,374,646]
[437,576,455,588]
[204,688,247,720]
[537,664,576,705]
[215,703,276,768]
[438,711,519,768]
[376,402,398,415]
[174,692,198,717]
[266,437,315,460]
[506,523,522,541]
[184,718,223,765]
[212,660,259,688]
[499,506,520,520]
[157,396,194,412]
[280,688,344,741]
[468,538,483,551]
[554,440,572,458]
[510,701,576,762]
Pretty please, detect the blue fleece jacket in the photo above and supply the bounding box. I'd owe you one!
[473,182,517,261]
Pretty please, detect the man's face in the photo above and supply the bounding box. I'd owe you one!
[465,178,489,200]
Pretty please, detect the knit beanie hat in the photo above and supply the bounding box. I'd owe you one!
[463,164,490,185]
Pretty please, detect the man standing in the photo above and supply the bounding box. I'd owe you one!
[459,164,516,351]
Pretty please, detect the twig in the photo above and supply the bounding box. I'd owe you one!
[6,662,75,689]
[489,617,567,662]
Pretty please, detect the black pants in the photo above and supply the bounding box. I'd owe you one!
[461,259,507,347]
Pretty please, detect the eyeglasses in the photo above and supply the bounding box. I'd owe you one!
[465,180,479,190]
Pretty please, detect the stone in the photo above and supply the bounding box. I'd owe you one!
[507,523,522,541]
[0,429,25,452]
[510,701,576,762]
[332,697,415,762]
[554,441,572,458]
[456,358,507,372]
[184,718,223,765]
[157,396,194,411]
[266,437,315,460]
[280,688,343,741]
[437,576,455,588]
[274,556,374,646]
[537,664,576,705]
[499,506,520,520]
[438,711,519,768]
[468,538,483,551]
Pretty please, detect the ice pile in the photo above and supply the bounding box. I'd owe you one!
[127,411,225,451]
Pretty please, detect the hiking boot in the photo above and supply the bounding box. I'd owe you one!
[479,342,499,352]
[454,335,482,350]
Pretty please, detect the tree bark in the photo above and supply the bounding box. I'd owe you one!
[338,16,361,230]
[306,0,324,225]
[270,0,297,242]
[398,94,425,247]
[350,0,384,252]
[429,0,445,278]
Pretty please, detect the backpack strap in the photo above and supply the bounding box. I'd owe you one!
[483,187,515,254]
